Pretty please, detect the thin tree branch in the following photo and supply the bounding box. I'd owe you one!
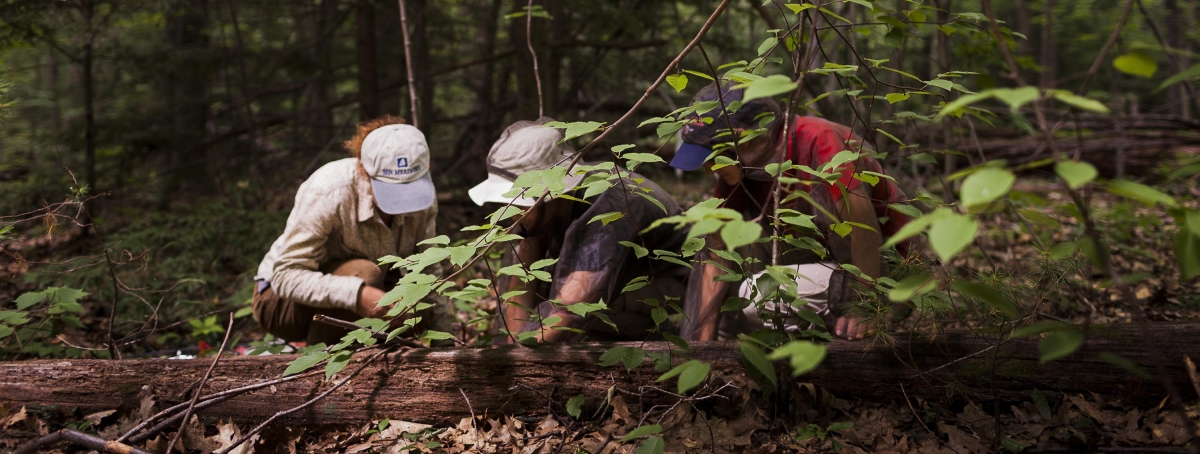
[165,314,235,453]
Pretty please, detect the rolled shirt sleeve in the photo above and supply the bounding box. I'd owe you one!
[267,182,364,311]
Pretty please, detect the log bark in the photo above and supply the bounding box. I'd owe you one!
[1,323,1196,428]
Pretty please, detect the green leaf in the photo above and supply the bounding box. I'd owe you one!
[885,92,910,104]
[928,213,979,263]
[739,340,777,388]
[420,330,455,341]
[888,273,935,302]
[767,340,826,376]
[1106,180,1178,207]
[1113,52,1158,78]
[935,91,992,120]
[284,348,330,377]
[1050,91,1110,114]
[992,87,1040,111]
[1039,329,1084,363]
[14,292,45,310]
[952,281,1018,318]
[720,219,762,251]
[561,121,605,141]
[757,36,778,56]
[1048,241,1078,260]
[959,167,1015,209]
[739,74,798,102]
[785,3,816,13]
[325,350,352,380]
[1175,226,1200,280]
[623,153,665,164]
[1010,321,1069,339]
[417,235,450,246]
[566,394,585,419]
[1158,62,1200,91]
[666,73,688,93]
[635,436,665,454]
[1096,352,1153,379]
[657,359,710,394]
[1055,161,1098,189]
[589,211,626,226]
[925,79,953,91]
[620,424,662,443]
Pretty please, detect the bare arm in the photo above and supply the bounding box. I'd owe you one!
[832,185,883,338]
[689,234,732,341]
[498,237,545,343]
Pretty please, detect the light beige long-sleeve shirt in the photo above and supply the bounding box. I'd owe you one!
[256,158,437,311]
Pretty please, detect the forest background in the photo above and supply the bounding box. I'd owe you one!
[1,0,1200,452]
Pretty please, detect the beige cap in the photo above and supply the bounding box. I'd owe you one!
[360,124,436,214]
[468,118,585,207]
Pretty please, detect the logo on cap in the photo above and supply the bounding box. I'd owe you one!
[397,157,409,168]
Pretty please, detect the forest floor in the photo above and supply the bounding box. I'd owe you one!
[1,173,1199,452]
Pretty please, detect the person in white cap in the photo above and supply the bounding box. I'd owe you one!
[469,118,690,344]
[253,115,451,344]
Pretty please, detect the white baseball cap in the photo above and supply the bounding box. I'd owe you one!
[360,124,436,214]
[468,118,585,207]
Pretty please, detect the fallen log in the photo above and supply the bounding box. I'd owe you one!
[0,323,1196,428]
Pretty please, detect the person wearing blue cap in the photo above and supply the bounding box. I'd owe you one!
[253,115,452,344]
[671,83,915,342]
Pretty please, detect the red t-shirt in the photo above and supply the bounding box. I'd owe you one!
[716,116,913,254]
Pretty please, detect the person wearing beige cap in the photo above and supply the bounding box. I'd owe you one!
[470,118,690,344]
[253,115,451,344]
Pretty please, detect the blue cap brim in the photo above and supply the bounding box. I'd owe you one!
[669,143,712,171]
[370,172,436,214]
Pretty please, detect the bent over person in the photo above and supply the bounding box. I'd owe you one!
[469,118,689,343]
[671,84,914,341]
[254,116,451,344]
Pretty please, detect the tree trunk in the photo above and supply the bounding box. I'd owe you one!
[356,0,381,119]
[410,0,434,135]
[2,323,1195,428]
[1039,0,1056,87]
[81,0,96,223]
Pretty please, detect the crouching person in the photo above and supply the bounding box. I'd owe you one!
[670,84,915,341]
[469,118,690,343]
[254,116,453,344]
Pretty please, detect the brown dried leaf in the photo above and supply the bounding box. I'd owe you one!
[0,406,26,429]
[936,421,987,453]
[211,419,257,454]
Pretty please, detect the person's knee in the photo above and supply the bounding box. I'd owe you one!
[325,259,384,287]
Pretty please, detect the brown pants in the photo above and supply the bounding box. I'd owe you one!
[253,259,382,345]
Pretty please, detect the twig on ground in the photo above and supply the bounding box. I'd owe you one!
[460,387,479,439]
[900,383,935,437]
[13,429,151,454]
[214,348,393,454]
[118,368,325,443]
[166,313,235,453]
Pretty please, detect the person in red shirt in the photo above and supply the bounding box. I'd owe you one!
[670,83,914,341]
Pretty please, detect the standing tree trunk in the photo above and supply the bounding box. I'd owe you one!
[1165,0,1189,118]
[81,0,97,223]
[356,0,381,120]
[409,0,435,135]
[1039,0,1056,87]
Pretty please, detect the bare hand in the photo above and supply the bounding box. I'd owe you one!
[833,316,866,340]
[356,285,389,319]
